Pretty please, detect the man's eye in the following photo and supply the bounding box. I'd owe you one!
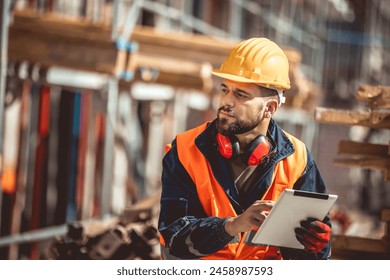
[235,92,246,98]
[221,88,229,94]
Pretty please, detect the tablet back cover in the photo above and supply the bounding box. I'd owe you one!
[252,189,338,249]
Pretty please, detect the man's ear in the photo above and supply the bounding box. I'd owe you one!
[266,98,279,116]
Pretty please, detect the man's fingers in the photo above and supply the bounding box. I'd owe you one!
[295,219,331,253]
[250,217,263,228]
[250,200,275,212]
[252,200,275,206]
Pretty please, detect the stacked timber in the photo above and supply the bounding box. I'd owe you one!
[8,9,318,106]
[8,10,221,91]
[315,84,390,181]
[315,84,390,259]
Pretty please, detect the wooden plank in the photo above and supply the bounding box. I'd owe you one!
[331,235,386,254]
[152,71,205,90]
[315,107,390,129]
[338,140,389,158]
[356,84,390,109]
[131,26,233,67]
[9,28,118,74]
[333,151,390,182]
[381,209,390,223]
[11,10,112,42]
[333,157,390,182]
[9,12,118,74]
[334,157,389,170]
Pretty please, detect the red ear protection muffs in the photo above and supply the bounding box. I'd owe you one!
[216,133,271,166]
[216,133,240,159]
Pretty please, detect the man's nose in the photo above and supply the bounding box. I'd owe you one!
[220,91,234,107]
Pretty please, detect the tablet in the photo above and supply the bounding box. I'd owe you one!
[251,189,338,249]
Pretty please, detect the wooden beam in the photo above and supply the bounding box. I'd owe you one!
[333,157,390,181]
[9,10,118,74]
[335,141,390,181]
[338,140,390,158]
[381,209,390,223]
[334,157,389,170]
[331,235,386,254]
[356,84,390,109]
[314,107,390,129]
[131,26,232,68]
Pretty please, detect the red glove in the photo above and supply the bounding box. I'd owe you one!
[295,218,331,253]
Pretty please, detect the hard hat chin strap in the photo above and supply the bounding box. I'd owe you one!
[277,89,286,106]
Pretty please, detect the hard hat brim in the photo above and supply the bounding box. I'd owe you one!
[211,69,255,83]
[211,69,291,90]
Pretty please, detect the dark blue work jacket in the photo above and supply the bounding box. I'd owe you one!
[158,118,331,259]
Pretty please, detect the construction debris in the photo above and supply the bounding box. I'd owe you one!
[46,194,161,260]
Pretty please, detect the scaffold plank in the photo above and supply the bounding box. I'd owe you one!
[315,107,390,129]
[356,84,390,109]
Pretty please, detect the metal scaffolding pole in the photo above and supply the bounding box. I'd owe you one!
[139,0,230,39]
[0,0,11,225]
[229,0,244,40]
[100,78,118,219]
[0,224,67,247]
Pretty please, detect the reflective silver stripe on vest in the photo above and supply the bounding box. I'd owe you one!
[185,230,209,257]
[160,233,240,259]
[160,244,184,260]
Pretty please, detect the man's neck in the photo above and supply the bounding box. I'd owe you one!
[235,122,270,150]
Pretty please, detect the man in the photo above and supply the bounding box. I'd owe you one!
[158,38,331,260]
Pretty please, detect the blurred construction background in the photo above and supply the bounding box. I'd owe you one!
[0,0,389,260]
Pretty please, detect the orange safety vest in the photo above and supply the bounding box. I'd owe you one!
[161,123,307,260]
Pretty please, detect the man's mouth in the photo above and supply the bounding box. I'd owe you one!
[218,108,236,118]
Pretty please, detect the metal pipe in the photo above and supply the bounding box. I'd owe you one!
[0,0,11,226]
[180,0,193,33]
[241,0,319,47]
[100,78,118,219]
[137,0,231,39]
[0,216,118,247]
[119,0,144,41]
[111,0,122,40]
[0,224,67,247]
[229,0,244,40]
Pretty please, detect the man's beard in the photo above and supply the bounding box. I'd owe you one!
[216,106,262,136]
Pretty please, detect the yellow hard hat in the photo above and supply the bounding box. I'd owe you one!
[212,38,291,90]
